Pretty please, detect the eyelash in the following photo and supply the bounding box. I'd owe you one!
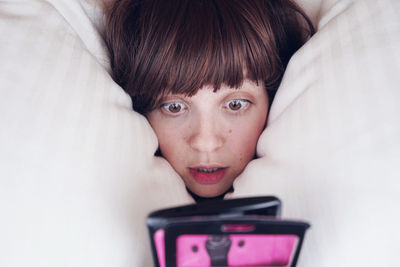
[160,102,187,115]
[224,99,251,112]
[160,99,251,115]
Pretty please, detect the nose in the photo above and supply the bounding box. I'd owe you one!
[188,116,225,153]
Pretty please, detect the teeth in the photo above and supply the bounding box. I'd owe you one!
[196,168,219,173]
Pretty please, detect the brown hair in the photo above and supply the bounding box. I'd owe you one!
[104,0,314,114]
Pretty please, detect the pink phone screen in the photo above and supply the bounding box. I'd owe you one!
[176,234,298,267]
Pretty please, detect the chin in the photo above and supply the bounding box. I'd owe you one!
[190,184,230,198]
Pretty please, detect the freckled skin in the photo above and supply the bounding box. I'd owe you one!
[147,80,269,197]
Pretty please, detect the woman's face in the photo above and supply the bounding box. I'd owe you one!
[147,80,269,197]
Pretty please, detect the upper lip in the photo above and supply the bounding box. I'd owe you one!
[189,165,226,169]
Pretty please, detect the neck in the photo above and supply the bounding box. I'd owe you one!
[186,186,234,203]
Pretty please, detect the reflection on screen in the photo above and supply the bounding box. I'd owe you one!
[176,234,298,267]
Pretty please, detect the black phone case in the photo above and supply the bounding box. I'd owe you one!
[147,196,309,267]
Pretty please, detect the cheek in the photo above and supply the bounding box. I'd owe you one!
[153,123,188,166]
[229,127,259,158]
[228,115,266,161]
[157,133,175,157]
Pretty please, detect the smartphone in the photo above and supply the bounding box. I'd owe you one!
[147,196,309,267]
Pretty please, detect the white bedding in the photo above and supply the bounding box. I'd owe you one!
[1,0,399,266]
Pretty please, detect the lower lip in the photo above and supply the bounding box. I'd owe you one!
[189,168,226,185]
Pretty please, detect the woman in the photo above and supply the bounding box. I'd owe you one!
[104,0,314,201]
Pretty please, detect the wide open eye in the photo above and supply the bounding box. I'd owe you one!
[224,99,250,111]
[161,102,187,114]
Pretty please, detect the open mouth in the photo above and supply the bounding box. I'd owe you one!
[195,167,220,173]
[189,167,227,184]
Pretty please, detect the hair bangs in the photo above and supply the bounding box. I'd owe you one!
[143,1,282,111]
[105,0,314,114]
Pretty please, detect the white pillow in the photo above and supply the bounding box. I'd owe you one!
[1,0,399,266]
[233,0,400,266]
[0,1,191,266]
